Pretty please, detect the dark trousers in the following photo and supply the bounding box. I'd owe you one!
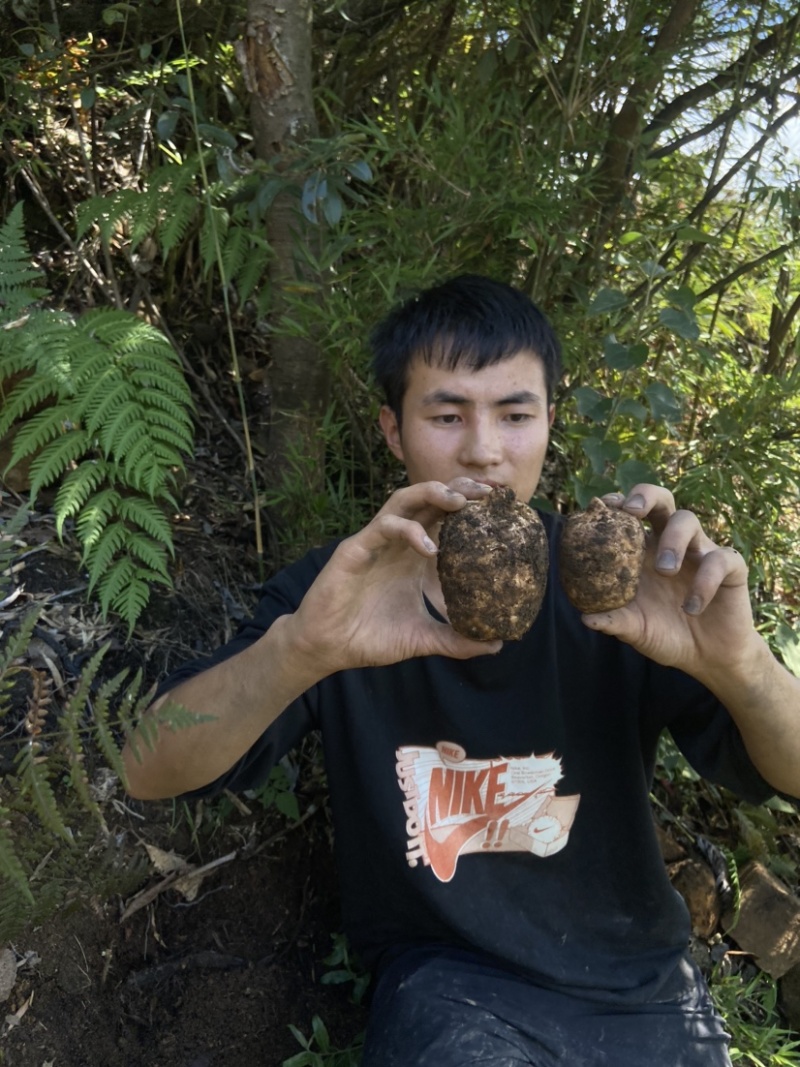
[361,946,732,1067]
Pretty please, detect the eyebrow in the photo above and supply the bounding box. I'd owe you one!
[421,389,544,407]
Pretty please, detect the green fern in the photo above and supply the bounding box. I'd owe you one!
[15,744,73,843]
[0,814,35,905]
[0,229,194,633]
[0,204,47,320]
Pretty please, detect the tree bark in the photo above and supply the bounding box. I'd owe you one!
[239,0,329,493]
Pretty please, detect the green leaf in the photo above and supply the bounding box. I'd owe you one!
[582,436,621,474]
[675,225,715,243]
[588,288,628,315]
[345,159,372,182]
[80,86,96,110]
[640,259,665,278]
[619,231,643,246]
[616,398,648,420]
[572,387,613,422]
[615,459,660,493]
[156,110,179,142]
[659,306,700,342]
[572,473,617,508]
[322,191,343,226]
[645,382,683,423]
[774,621,800,677]
[602,336,648,371]
[197,123,237,150]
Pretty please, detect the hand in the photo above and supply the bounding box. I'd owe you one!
[580,484,760,682]
[284,478,503,675]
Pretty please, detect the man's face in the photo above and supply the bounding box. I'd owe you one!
[379,350,554,503]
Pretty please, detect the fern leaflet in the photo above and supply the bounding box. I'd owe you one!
[15,745,73,843]
[27,429,92,498]
[0,813,35,904]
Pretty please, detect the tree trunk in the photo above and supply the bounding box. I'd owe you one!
[239,0,329,493]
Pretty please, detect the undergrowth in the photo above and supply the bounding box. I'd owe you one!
[0,203,194,633]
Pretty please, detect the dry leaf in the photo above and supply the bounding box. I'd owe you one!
[144,844,191,875]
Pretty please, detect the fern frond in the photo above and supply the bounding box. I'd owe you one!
[116,496,173,543]
[235,238,272,303]
[54,461,108,534]
[81,377,133,439]
[5,406,77,470]
[220,223,251,285]
[0,812,34,905]
[199,203,230,277]
[99,556,154,633]
[27,428,92,498]
[0,373,63,438]
[148,422,195,455]
[121,436,170,493]
[75,488,123,549]
[96,402,138,458]
[15,745,73,843]
[136,387,195,429]
[87,667,130,783]
[123,532,171,578]
[158,190,199,256]
[0,203,47,321]
[76,187,153,245]
[85,522,129,589]
[0,611,39,687]
[130,366,193,405]
[59,689,104,827]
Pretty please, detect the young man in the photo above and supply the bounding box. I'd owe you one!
[124,275,800,1066]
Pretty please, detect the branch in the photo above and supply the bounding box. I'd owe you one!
[694,242,795,302]
[644,11,800,143]
[648,61,800,159]
[685,98,800,224]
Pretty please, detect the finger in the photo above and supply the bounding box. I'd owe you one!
[580,603,640,645]
[649,509,713,574]
[681,546,748,616]
[422,619,503,660]
[385,480,492,523]
[365,513,440,557]
[613,484,677,528]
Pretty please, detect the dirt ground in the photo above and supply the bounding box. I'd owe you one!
[0,472,368,1067]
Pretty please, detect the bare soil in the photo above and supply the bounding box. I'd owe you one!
[0,470,367,1067]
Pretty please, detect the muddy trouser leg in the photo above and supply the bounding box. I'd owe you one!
[360,946,733,1067]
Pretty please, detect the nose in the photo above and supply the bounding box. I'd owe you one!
[459,415,502,470]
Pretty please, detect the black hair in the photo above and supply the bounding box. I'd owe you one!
[370,274,563,415]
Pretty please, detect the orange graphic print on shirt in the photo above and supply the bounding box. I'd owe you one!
[396,741,580,883]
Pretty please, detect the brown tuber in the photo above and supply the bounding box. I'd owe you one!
[437,486,549,641]
[558,497,646,614]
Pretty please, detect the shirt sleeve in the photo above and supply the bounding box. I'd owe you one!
[152,543,338,799]
[646,662,796,807]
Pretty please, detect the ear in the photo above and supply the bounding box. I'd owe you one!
[548,404,556,428]
[379,405,405,462]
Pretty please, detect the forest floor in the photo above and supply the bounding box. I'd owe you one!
[0,451,367,1067]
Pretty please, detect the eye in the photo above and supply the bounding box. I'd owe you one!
[504,412,534,424]
[433,413,461,425]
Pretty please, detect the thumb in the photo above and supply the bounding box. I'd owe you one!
[580,605,640,644]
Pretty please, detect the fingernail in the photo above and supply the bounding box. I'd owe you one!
[657,549,677,571]
[605,493,625,505]
[683,596,702,615]
[423,536,437,553]
[625,494,646,510]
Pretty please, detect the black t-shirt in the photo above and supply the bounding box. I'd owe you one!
[157,512,777,1003]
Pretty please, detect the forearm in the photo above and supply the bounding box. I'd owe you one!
[696,635,800,798]
[122,614,326,800]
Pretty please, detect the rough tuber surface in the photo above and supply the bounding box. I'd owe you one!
[558,497,646,614]
[437,486,549,641]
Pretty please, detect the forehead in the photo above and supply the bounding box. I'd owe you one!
[404,349,548,400]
